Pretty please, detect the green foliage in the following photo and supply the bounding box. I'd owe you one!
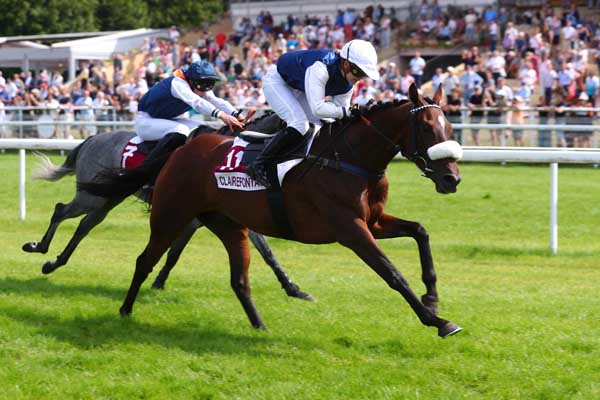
[1,154,599,399]
[146,0,223,29]
[0,0,98,36]
[0,0,223,35]
[96,0,150,31]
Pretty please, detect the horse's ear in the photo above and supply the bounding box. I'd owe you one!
[433,84,443,105]
[408,83,423,106]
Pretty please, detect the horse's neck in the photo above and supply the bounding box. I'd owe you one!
[317,107,410,173]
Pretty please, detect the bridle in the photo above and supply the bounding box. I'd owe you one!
[408,103,442,176]
[303,101,447,182]
[357,102,443,177]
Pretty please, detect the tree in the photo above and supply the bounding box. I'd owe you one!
[96,0,150,31]
[0,0,98,36]
[0,0,223,36]
[147,0,223,29]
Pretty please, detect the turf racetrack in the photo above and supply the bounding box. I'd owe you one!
[1,152,599,399]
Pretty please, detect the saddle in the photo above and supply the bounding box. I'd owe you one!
[215,125,315,240]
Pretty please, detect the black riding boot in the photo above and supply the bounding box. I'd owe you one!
[139,132,187,202]
[145,132,187,163]
[245,127,304,188]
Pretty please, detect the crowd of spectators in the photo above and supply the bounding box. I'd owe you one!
[425,1,600,147]
[1,1,600,147]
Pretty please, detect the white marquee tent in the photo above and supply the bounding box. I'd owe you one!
[0,28,169,81]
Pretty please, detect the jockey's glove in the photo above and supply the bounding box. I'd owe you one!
[349,104,369,117]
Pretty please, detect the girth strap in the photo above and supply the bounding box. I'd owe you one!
[265,163,295,240]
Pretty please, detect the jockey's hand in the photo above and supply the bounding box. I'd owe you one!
[233,108,256,123]
[220,112,245,132]
[349,104,369,117]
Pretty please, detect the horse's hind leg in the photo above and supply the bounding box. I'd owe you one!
[204,213,265,329]
[248,231,314,301]
[370,213,442,315]
[41,197,123,275]
[151,219,201,289]
[22,201,83,254]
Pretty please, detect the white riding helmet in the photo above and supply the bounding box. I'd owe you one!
[340,39,380,81]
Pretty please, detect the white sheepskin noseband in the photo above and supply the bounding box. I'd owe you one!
[427,140,463,161]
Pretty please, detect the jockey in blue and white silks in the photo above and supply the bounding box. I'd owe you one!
[245,39,380,188]
[136,60,244,141]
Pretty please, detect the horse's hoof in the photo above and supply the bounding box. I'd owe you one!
[151,281,165,290]
[41,261,56,275]
[287,289,316,302]
[285,283,316,302]
[438,322,463,338]
[119,307,132,317]
[23,242,45,254]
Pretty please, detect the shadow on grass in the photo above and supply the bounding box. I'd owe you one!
[446,244,599,259]
[0,277,125,301]
[0,277,322,356]
[0,303,293,356]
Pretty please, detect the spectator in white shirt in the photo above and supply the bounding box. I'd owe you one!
[459,64,484,103]
[518,61,537,91]
[431,68,444,91]
[442,66,459,103]
[539,59,557,104]
[486,50,507,83]
[495,77,514,102]
[561,20,578,52]
[409,52,426,88]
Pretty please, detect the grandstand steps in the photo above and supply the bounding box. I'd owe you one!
[106,14,236,86]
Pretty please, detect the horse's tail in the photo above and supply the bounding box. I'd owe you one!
[32,138,89,181]
[77,145,175,199]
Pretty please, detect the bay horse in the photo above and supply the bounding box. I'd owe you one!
[80,84,463,338]
[23,114,312,299]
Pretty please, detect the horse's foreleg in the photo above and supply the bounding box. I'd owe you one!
[340,220,461,338]
[22,201,83,255]
[204,214,265,329]
[370,213,439,315]
[120,234,173,316]
[121,206,195,315]
[152,219,202,290]
[248,231,314,301]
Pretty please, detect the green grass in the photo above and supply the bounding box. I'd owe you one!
[1,152,599,399]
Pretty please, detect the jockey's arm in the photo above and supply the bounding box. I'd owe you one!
[170,77,224,118]
[332,90,353,110]
[203,90,239,117]
[171,77,244,130]
[305,62,352,119]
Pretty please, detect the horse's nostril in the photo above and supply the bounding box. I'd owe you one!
[443,174,460,186]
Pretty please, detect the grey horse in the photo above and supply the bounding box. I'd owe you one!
[22,119,312,300]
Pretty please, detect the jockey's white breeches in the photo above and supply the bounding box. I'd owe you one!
[135,111,198,141]
[262,65,321,135]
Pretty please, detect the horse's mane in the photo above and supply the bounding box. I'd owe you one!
[327,99,410,128]
[368,99,410,113]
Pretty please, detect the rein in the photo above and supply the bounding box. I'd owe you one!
[300,102,442,181]
[299,118,384,181]
[357,102,442,176]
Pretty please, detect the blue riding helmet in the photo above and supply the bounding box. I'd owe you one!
[183,60,221,91]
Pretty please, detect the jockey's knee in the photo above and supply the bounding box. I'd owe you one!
[288,120,311,136]
[172,126,191,137]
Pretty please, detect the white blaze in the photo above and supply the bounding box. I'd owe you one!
[437,115,446,133]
